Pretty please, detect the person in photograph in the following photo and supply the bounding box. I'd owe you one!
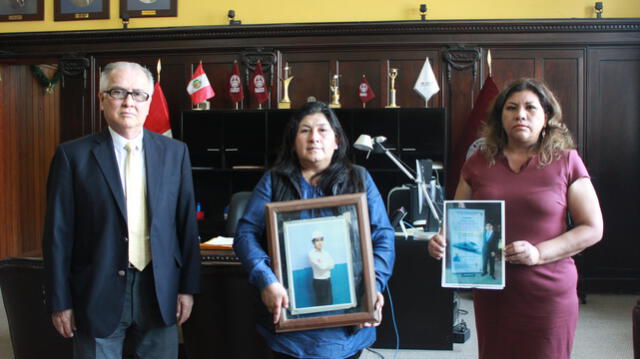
[233,101,395,359]
[69,0,94,8]
[308,230,335,306]
[482,222,499,279]
[428,78,603,359]
[42,61,200,359]
[9,0,26,9]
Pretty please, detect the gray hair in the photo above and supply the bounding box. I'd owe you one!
[99,62,154,95]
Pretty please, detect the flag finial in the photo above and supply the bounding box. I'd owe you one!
[156,59,162,84]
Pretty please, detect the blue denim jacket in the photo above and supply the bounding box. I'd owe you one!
[233,170,395,358]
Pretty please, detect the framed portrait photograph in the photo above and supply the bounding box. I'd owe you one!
[265,193,378,332]
[120,0,177,18]
[441,200,505,290]
[0,0,43,22]
[54,0,109,21]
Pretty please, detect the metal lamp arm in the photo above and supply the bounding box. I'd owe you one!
[382,147,441,223]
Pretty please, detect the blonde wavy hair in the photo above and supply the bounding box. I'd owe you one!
[481,78,575,167]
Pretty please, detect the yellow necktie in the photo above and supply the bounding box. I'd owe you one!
[125,142,150,270]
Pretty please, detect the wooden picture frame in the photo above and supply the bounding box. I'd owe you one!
[0,0,44,22]
[120,0,177,19]
[54,0,109,21]
[265,193,378,332]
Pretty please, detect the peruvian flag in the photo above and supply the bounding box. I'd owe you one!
[187,63,215,105]
[228,62,244,104]
[358,75,376,104]
[446,75,499,198]
[250,60,269,105]
[144,82,172,137]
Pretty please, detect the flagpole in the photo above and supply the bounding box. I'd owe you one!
[487,50,493,77]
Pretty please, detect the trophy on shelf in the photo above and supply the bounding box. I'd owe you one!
[329,74,341,108]
[278,62,293,109]
[385,68,400,108]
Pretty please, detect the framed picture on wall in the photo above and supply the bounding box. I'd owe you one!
[265,193,379,332]
[0,0,44,22]
[120,0,177,18]
[54,0,109,21]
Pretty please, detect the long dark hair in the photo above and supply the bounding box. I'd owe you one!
[273,101,363,194]
[481,78,575,166]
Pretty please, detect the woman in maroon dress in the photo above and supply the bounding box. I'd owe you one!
[429,78,603,359]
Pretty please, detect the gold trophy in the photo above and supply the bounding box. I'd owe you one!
[278,63,293,109]
[385,68,400,108]
[329,74,341,108]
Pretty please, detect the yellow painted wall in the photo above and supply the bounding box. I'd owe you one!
[1,0,639,34]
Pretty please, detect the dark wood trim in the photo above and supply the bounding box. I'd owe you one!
[1,19,639,57]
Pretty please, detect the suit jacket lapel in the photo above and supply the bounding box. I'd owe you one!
[92,129,127,220]
[143,130,163,228]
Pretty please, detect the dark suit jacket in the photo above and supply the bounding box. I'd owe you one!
[42,129,201,338]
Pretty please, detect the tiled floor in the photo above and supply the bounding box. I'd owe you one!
[1,290,636,358]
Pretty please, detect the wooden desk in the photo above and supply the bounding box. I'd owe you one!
[181,253,272,359]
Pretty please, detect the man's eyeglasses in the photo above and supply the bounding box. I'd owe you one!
[103,88,150,102]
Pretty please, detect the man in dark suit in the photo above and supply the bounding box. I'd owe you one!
[42,61,200,358]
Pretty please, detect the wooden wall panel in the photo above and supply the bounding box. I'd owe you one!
[542,55,584,152]
[0,65,60,258]
[586,47,640,289]
[0,65,19,258]
[284,60,332,106]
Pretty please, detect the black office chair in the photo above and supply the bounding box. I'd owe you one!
[0,257,72,359]
[225,191,253,237]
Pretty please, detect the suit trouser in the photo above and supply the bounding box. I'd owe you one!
[313,278,333,306]
[73,266,178,359]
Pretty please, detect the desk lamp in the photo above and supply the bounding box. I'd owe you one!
[353,134,441,225]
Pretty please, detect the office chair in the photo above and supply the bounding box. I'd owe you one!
[225,191,253,237]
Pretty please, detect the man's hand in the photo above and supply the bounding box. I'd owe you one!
[260,282,289,324]
[360,292,384,328]
[176,294,194,325]
[52,309,76,338]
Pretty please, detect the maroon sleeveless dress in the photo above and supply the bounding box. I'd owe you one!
[462,149,590,359]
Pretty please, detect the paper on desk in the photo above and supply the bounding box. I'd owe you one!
[200,236,234,249]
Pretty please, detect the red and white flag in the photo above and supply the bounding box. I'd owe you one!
[144,82,172,137]
[358,75,376,104]
[413,57,440,103]
[228,62,244,104]
[446,75,499,198]
[187,63,215,105]
[250,60,269,105]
